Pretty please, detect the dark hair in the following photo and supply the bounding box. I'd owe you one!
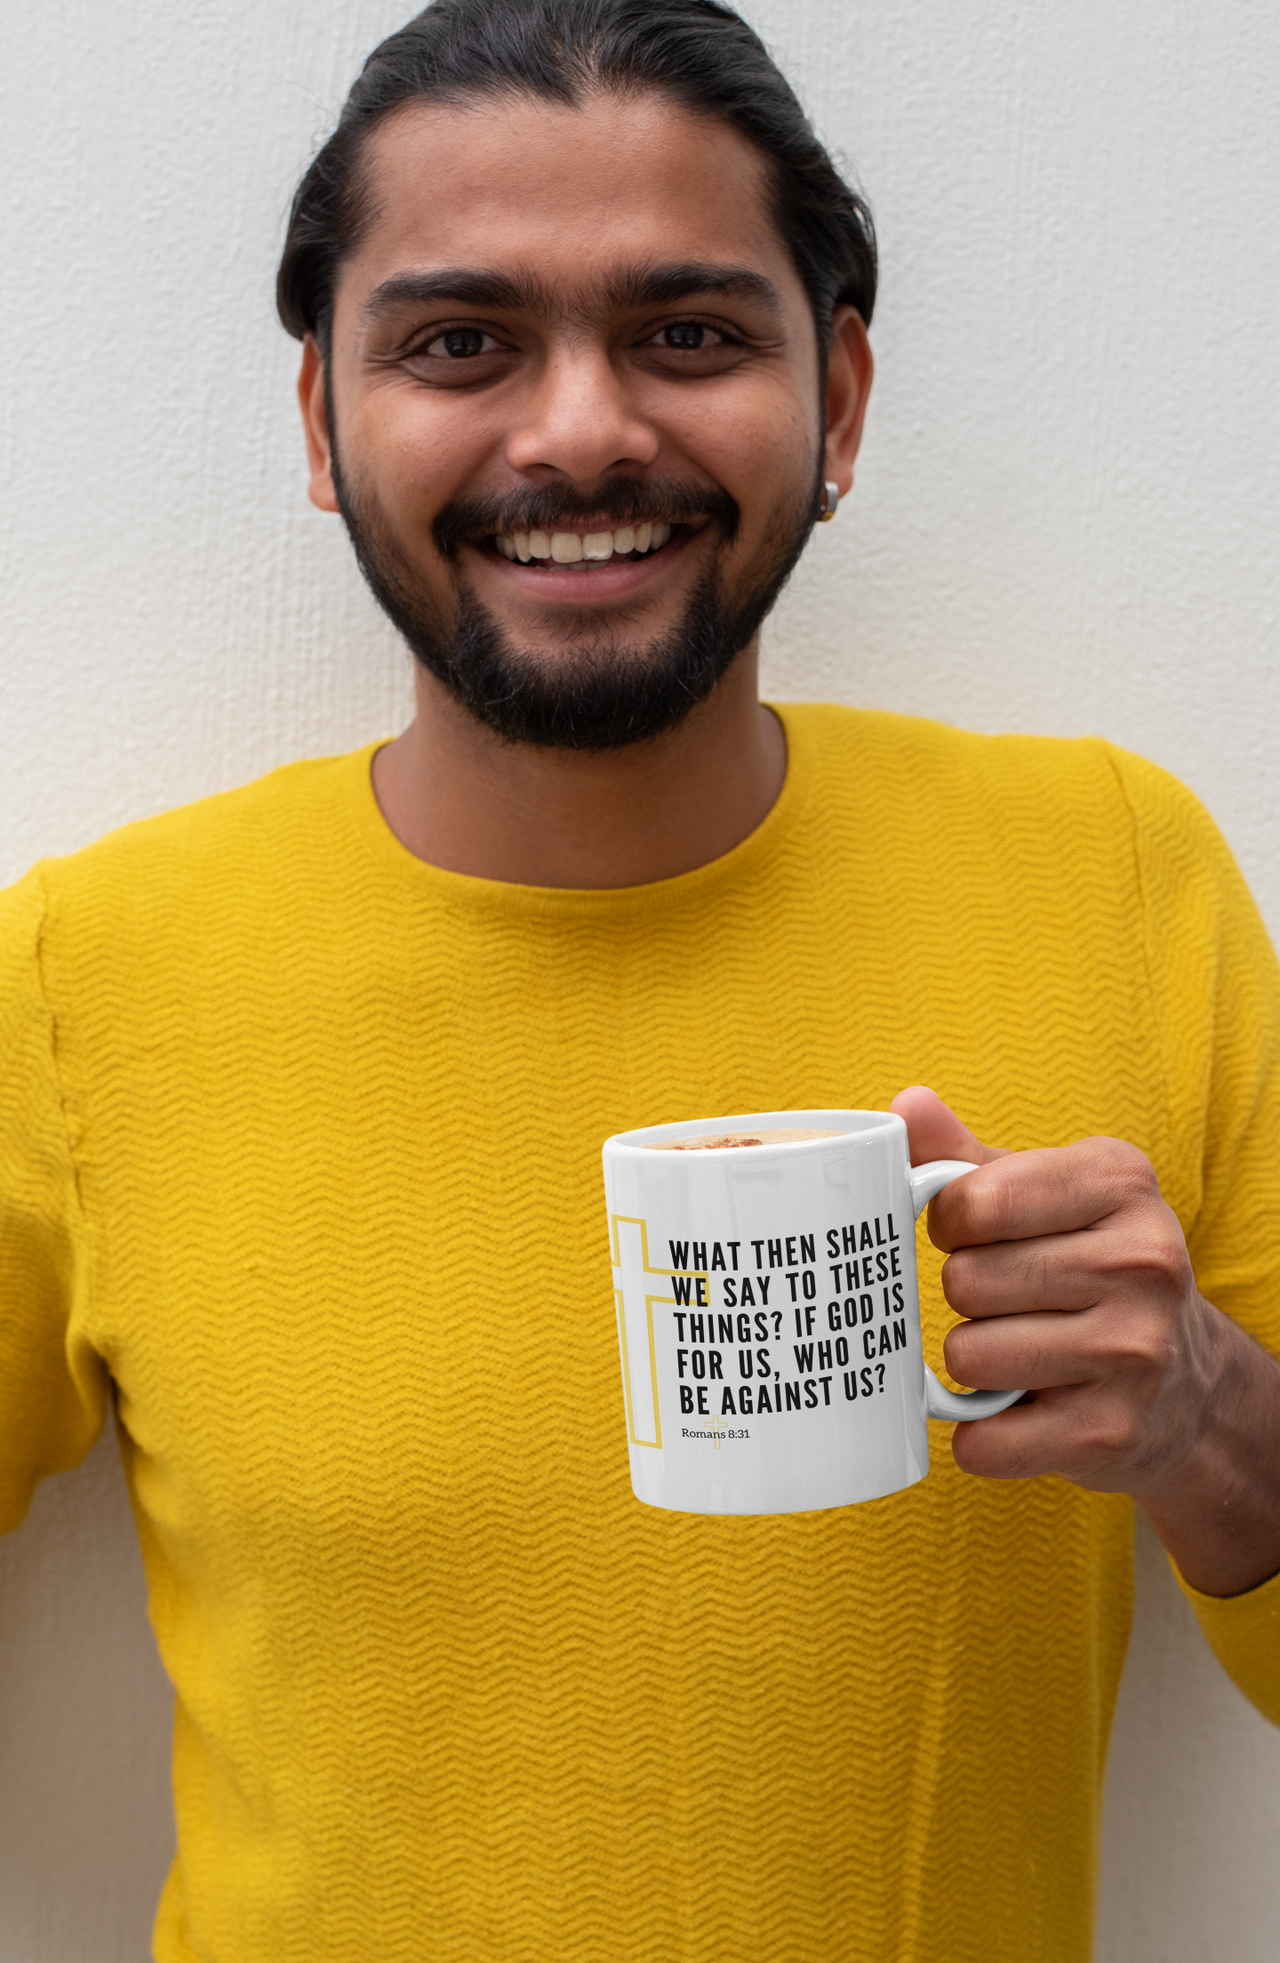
[277,0,876,355]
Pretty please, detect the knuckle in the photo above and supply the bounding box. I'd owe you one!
[1088,1299,1176,1378]
[941,1249,981,1311]
[978,1163,1025,1240]
[1117,1310,1178,1376]
[938,1164,1012,1244]
[1080,1404,1143,1462]
[1111,1227,1192,1298]
[942,1320,981,1379]
[929,1181,979,1250]
[1095,1139,1161,1208]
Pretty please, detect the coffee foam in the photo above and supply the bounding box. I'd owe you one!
[645,1127,846,1152]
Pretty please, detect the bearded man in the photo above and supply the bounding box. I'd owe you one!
[3,4,1279,1960]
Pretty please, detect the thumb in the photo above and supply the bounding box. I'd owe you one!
[888,1086,1008,1168]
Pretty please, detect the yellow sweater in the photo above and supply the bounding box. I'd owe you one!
[3,703,1279,1962]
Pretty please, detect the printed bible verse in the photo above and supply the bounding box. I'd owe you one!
[660,1211,910,1433]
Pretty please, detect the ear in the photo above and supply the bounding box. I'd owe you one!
[822,306,873,499]
[298,335,340,514]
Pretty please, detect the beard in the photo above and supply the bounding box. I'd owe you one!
[330,452,823,752]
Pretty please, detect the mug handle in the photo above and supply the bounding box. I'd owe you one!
[908,1159,1025,1423]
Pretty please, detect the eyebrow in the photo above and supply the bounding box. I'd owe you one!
[362,260,784,324]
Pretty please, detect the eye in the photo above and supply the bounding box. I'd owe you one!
[424,327,505,359]
[651,320,727,351]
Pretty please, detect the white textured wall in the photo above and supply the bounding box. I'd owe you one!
[2,2,1279,1955]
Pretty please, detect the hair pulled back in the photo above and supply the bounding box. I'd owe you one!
[277,0,876,354]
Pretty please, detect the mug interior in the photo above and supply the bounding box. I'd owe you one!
[606,1109,902,1153]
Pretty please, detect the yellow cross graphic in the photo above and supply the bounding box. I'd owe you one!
[609,1215,707,1453]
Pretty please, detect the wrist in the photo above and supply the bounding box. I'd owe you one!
[1137,1303,1280,1597]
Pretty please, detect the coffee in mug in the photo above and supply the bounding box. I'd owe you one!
[601,1108,1022,1515]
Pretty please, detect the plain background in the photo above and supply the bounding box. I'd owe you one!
[2,1,1279,1956]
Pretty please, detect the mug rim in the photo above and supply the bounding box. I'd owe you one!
[603,1108,905,1156]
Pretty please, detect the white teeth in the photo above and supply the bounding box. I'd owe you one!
[493,519,682,562]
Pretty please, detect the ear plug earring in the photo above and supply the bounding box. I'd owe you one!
[818,480,840,521]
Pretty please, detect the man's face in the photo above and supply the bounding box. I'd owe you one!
[305,91,851,747]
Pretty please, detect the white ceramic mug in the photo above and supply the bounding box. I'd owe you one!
[601,1108,1023,1515]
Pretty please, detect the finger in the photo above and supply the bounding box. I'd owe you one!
[942,1237,1105,1319]
[942,1306,1108,1390]
[926,1135,1162,1252]
[939,1215,1190,1319]
[947,1384,1151,1487]
[943,1287,1189,1400]
[889,1086,1007,1169]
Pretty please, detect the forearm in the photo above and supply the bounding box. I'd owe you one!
[1137,1301,1280,1598]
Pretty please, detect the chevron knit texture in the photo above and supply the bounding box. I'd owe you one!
[2,703,1279,1962]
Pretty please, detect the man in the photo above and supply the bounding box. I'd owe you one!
[2,2,1278,1958]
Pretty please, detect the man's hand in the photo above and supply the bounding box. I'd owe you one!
[891,1086,1280,1598]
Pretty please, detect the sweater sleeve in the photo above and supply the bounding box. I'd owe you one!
[1109,747,1280,1723]
[0,867,109,1534]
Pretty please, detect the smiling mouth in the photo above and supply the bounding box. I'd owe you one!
[488,517,707,567]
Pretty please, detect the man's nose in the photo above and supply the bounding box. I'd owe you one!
[504,347,660,480]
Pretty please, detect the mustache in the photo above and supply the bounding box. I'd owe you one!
[433,477,740,560]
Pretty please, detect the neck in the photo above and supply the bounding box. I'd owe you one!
[370,645,786,889]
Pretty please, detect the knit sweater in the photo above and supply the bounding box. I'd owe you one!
[2,702,1279,1962]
